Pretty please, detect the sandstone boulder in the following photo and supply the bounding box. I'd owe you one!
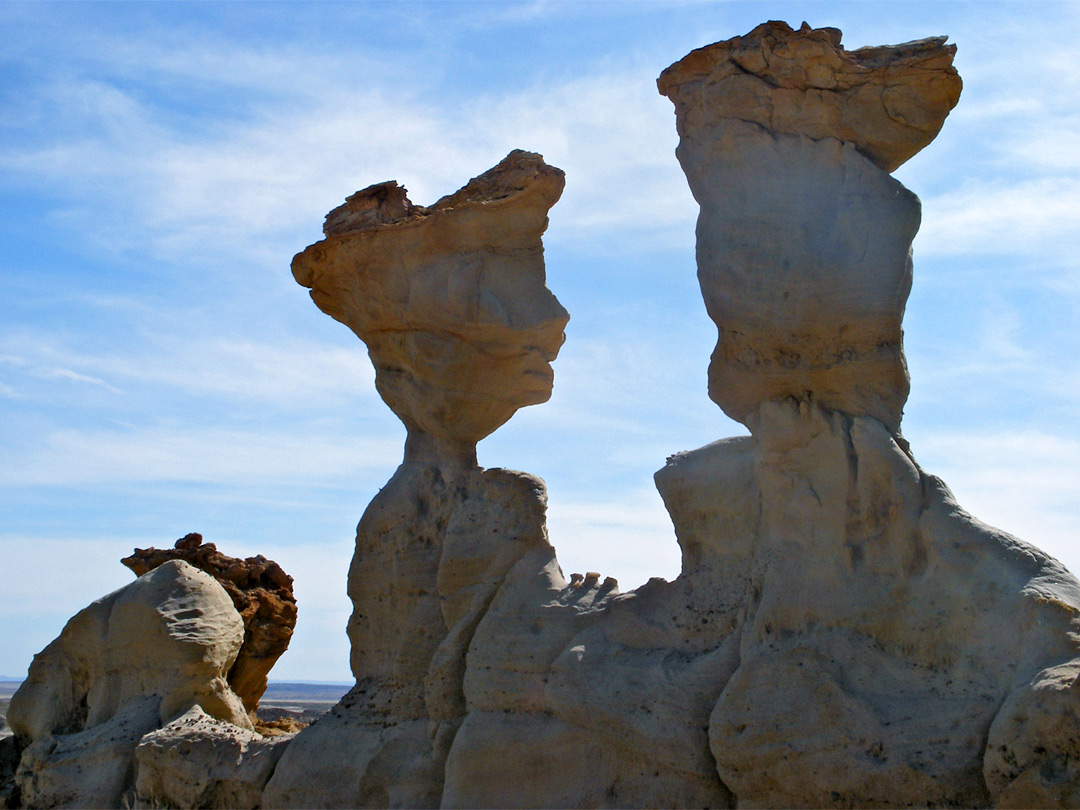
[8,560,249,808]
[122,532,297,715]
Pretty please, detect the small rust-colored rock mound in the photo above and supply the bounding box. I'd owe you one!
[122,533,297,715]
[8,560,250,808]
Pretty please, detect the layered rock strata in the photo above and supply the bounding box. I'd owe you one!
[658,20,961,433]
[656,20,962,173]
[122,532,297,715]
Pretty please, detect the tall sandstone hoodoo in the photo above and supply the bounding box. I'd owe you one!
[652,20,1080,808]
[261,150,619,808]
[656,20,962,432]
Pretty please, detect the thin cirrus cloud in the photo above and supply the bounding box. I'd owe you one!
[10,11,1075,275]
[0,334,378,407]
[916,178,1080,260]
[2,427,402,488]
[2,46,694,266]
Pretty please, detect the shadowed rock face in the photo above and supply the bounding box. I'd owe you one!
[122,533,297,716]
[291,149,569,465]
[658,20,961,433]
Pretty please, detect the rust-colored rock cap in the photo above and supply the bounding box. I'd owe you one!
[657,20,962,172]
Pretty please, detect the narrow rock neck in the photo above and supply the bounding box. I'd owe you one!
[404,430,479,468]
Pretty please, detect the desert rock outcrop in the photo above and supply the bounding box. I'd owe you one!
[648,20,1080,809]
[122,532,297,715]
[135,705,291,809]
[7,560,250,808]
[263,150,594,808]
[9,21,1078,810]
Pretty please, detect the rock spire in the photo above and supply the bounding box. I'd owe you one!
[291,149,569,466]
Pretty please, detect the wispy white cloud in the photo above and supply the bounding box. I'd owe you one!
[0,27,694,267]
[3,427,401,487]
[41,367,123,393]
[89,337,377,405]
[0,332,377,407]
[915,177,1080,260]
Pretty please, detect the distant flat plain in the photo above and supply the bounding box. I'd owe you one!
[0,680,349,734]
[258,681,350,724]
[0,681,18,739]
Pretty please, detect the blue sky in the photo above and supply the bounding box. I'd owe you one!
[2,1,1078,682]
